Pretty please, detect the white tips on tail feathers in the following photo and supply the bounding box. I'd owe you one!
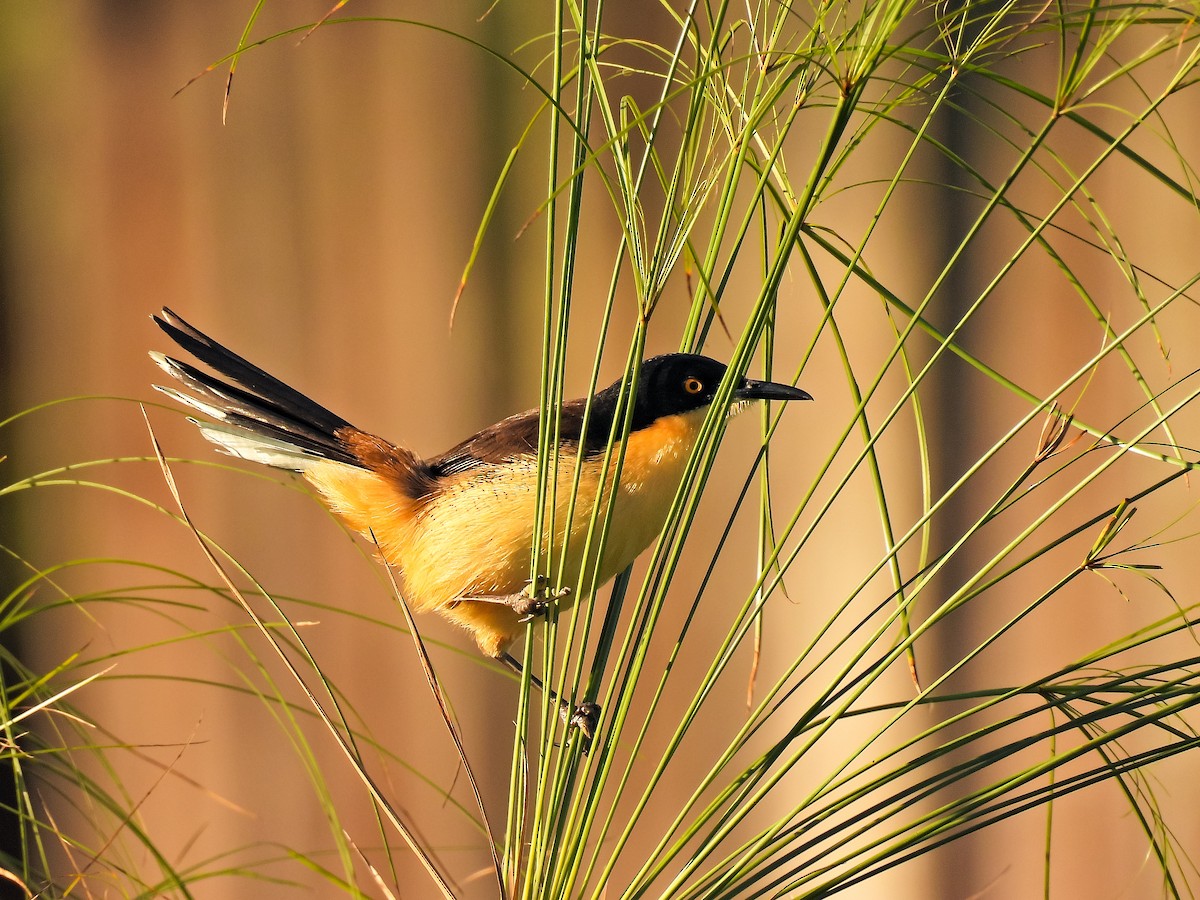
[149,351,190,383]
[150,344,358,475]
[193,420,328,472]
[152,383,229,422]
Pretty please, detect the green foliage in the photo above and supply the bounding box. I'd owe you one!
[496,1,1200,896]
[6,0,1200,897]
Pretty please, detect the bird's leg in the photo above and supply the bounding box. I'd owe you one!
[500,653,601,740]
[466,576,572,622]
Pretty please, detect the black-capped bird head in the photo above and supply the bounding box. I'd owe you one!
[607,353,811,432]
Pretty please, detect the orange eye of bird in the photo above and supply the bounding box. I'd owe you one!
[683,376,704,394]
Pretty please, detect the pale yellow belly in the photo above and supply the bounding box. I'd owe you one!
[310,409,704,656]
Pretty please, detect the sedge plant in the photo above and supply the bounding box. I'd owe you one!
[5,0,1200,897]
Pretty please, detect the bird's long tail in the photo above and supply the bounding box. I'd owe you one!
[150,307,368,473]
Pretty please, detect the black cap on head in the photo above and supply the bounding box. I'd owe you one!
[588,353,811,437]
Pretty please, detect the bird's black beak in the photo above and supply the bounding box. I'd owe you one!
[735,377,813,403]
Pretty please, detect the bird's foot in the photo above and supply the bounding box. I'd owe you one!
[512,576,572,622]
[555,700,601,747]
[463,576,571,621]
[567,701,601,740]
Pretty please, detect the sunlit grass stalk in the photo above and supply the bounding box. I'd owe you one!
[653,382,1200,895]
[624,164,1195,900]
[513,0,575,885]
[711,287,1200,754]
[897,72,1188,461]
[578,87,864,893]
[681,599,1200,893]
[144,425,459,896]
[522,2,755,892]
[804,227,1198,469]
[518,9,686,897]
[2,535,493,894]
[516,66,854,892]
[786,684,1200,897]
[537,330,647,898]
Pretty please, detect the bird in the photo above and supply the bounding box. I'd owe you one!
[150,307,811,733]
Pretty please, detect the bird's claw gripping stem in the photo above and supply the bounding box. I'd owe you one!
[514,576,571,622]
[566,701,601,741]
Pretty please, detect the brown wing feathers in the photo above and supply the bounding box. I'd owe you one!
[425,396,610,478]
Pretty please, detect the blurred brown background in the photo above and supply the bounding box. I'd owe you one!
[3,3,1199,898]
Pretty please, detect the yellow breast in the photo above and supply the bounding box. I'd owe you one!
[305,408,707,656]
[406,408,704,600]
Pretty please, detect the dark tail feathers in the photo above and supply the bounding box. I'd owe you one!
[150,307,362,471]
